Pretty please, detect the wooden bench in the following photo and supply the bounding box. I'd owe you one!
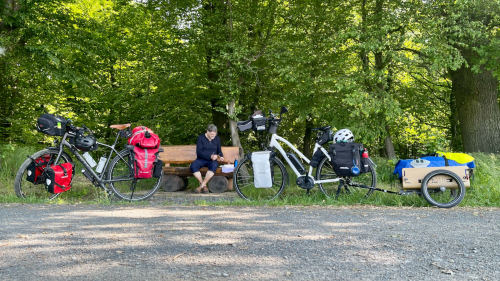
[158,145,240,193]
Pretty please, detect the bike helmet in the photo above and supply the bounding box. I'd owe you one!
[74,131,98,151]
[333,128,354,143]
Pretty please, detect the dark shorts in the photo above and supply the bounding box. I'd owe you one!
[190,159,218,173]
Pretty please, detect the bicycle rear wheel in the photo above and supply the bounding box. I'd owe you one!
[234,155,287,201]
[316,157,341,198]
[316,157,376,198]
[107,149,162,201]
[347,162,377,197]
[14,148,73,200]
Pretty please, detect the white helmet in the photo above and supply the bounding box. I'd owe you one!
[333,129,354,143]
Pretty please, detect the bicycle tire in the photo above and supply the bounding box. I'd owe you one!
[107,148,162,201]
[14,148,73,200]
[421,169,465,208]
[316,157,376,198]
[234,154,287,201]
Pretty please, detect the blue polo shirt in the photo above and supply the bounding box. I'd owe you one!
[196,134,223,161]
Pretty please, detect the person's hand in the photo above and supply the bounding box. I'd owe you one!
[211,154,218,161]
[219,156,224,162]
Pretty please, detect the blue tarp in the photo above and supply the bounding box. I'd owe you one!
[393,156,475,178]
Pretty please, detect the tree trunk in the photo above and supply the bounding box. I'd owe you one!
[228,99,243,157]
[384,125,396,159]
[449,93,463,150]
[450,65,500,153]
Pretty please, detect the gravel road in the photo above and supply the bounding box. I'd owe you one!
[0,204,498,281]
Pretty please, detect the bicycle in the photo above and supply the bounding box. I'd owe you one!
[14,120,163,201]
[233,107,378,201]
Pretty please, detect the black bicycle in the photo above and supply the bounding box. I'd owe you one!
[14,119,163,201]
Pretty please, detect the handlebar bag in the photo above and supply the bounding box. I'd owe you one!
[252,116,267,131]
[43,163,74,194]
[329,143,364,177]
[26,154,52,184]
[36,114,67,136]
[131,146,160,179]
[128,126,160,149]
[237,120,252,132]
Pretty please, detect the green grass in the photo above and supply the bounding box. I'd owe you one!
[1,144,499,207]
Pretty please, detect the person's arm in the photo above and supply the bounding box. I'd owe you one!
[196,135,212,160]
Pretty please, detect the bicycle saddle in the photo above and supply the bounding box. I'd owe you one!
[109,123,131,130]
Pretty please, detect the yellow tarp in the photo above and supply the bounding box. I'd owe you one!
[436,151,475,164]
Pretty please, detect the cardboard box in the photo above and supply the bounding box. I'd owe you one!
[401,166,471,189]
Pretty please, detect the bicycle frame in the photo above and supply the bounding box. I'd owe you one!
[269,133,340,185]
[53,130,133,191]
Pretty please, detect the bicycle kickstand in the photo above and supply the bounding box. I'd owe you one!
[335,179,344,199]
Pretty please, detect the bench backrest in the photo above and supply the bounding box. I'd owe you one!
[159,145,239,164]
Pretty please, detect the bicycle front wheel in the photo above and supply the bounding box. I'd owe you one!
[107,149,162,201]
[14,148,73,200]
[234,155,287,201]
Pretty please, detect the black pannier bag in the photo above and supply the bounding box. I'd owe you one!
[36,114,67,136]
[329,143,365,177]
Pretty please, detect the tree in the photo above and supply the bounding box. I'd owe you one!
[420,0,500,153]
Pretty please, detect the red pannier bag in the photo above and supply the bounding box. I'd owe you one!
[43,163,74,194]
[26,154,52,184]
[128,126,160,149]
[132,146,159,179]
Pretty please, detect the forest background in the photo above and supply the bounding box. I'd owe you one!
[1,0,500,159]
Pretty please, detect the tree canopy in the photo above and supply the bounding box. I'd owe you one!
[1,0,499,156]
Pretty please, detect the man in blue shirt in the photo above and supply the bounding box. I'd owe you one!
[190,124,224,193]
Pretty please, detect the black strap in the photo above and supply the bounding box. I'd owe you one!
[59,164,68,176]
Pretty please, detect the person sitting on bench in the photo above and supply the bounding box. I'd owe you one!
[190,124,224,193]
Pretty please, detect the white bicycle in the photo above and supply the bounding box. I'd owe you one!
[234,107,377,201]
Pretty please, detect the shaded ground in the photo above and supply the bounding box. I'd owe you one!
[0,204,498,281]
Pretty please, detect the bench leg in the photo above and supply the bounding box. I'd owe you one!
[227,177,234,191]
[162,175,187,192]
[207,176,228,193]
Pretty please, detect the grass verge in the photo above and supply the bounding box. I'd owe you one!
[1,144,499,207]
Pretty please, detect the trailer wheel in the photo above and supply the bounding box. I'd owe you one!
[421,169,465,208]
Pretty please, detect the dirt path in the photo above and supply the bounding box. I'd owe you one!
[0,204,498,281]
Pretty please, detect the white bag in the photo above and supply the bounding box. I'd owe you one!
[251,151,273,188]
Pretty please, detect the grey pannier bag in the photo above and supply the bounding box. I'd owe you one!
[251,151,273,188]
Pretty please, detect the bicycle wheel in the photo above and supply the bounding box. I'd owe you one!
[107,148,162,201]
[347,162,377,197]
[421,169,465,208]
[316,157,341,198]
[234,155,287,201]
[316,157,376,198]
[14,148,73,200]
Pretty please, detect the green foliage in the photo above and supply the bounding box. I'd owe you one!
[0,0,499,156]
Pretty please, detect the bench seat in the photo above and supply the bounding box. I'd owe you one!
[158,145,239,192]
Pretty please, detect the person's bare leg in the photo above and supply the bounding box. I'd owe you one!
[201,171,215,191]
[193,171,203,192]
